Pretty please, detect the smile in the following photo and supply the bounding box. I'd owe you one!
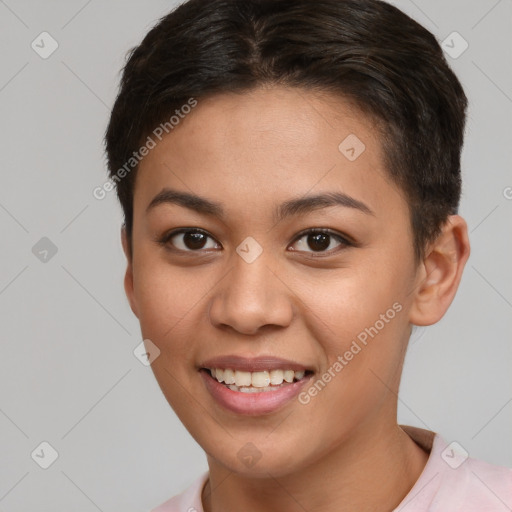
[200,367,314,415]
[205,368,310,392]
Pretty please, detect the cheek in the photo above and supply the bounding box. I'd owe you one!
[294,257,411,408]
[295,261,404,344]
[295,294,408,448]
[131,256,207,356]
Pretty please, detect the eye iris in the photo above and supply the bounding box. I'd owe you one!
[184,231,207,250]
[308,233,330,251]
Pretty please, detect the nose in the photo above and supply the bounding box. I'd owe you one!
[208,249,294,336]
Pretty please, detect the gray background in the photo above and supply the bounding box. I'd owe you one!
[0,0,510,510]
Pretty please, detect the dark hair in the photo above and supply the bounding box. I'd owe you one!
[104,0,468,262]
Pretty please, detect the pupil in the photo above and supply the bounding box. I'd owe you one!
[308,233,330,251]
[184,232,206,250]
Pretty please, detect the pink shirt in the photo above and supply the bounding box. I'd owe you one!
[150,425,512,511]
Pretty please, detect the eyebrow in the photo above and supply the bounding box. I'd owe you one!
[146,187,375,221]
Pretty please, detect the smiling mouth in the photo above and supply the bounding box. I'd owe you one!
[202,367,314,393]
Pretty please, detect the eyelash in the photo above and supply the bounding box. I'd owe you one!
[157,227,354,257]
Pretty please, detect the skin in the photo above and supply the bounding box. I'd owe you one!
[121,85,470,512]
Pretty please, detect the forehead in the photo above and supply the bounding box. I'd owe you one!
[134,85,405,221]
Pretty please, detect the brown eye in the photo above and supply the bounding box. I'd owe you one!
[290,229,350,254]
[164,229,220,252]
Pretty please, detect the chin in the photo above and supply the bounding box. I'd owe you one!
[200,432,312,478]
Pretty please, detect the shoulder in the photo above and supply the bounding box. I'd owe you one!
[429,443,512,510]
[456,456,512,509]
[149,472,209,512]
[397,426,512,511]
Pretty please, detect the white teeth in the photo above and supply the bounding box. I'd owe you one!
[283,370,295,383]
[208,367,308,389]
[269,369,284,385]
[240,386,260,393]
[223,368,235,385]
[234,370,252,387]
[228,383,289,393]
[294,370,305,380]
[251,371,270,387]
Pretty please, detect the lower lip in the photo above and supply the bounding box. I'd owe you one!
[200,369,313,416]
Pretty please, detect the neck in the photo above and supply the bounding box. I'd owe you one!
[202,422,429,512]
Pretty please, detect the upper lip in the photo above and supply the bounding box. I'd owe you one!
[199,355,313,373]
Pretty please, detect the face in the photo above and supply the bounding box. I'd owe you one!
[123,86,421,477]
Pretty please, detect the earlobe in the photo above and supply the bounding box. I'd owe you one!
[121,226,139,319]
[409,215,470,326]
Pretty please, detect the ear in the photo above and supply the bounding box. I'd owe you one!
[121,225,139,319]
[409,215,470,326]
